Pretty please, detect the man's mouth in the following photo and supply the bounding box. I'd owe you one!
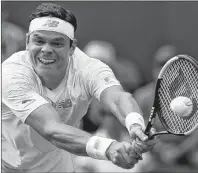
[38,58,56,65]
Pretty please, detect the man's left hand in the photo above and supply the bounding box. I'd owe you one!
[129,124,157,154]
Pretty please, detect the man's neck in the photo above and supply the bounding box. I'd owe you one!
[43,75,65,90]
[39,67,67,90]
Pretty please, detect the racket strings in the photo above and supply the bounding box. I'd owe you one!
[170,61,198,132]
[158,59,198,134]
[159,64,186,132]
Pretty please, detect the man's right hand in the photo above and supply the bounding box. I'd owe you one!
[106,141,141,169]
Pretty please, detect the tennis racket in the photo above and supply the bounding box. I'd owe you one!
[131,54,198,159]
[145,54,198,139]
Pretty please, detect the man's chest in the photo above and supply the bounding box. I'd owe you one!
[42,85,90,126]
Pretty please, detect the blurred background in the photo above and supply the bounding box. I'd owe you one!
[2,1,198,172]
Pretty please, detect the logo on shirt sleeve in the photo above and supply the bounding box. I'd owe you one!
[104,75,116,85]
[22,99,36,107]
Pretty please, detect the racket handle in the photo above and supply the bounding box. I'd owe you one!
[144,123,153,136]
[145,106,157,136]
[145,79,161,136]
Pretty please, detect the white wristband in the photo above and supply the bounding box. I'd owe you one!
[125,112,146,132]
[86,136,116,160]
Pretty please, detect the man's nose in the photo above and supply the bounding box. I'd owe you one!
[41,43,53,55]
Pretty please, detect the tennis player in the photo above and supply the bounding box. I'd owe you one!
[2,3,156,172]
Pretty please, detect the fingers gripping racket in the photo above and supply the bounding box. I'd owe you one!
[145,54,198,139]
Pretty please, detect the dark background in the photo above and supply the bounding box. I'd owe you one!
[2,1,198,82]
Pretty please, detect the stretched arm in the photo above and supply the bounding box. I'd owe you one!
[25,103,91,156]
[25,103,142,169]
[2,62,143,169]
[100,85,157,151]
[100,85,142,126]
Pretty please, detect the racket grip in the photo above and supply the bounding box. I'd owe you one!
[144,114,156,137]
[144,124,156,140]
[145,127,156,140]
[144,125,152,137]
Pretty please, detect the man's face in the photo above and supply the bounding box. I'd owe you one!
[27,30,73,76]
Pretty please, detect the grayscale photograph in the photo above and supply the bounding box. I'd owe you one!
[1,1,198,172]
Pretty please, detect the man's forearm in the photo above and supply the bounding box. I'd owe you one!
[100,87,145,135]
[46,122,91,156]
[46,123,117,161]
[110,92,143,126]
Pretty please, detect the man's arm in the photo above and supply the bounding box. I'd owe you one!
[25,103,91,156]
[100,85,149,141]
[99,85,158,154]
[2,62,142,169]
[100,85,142,125]
[25,102,141,169]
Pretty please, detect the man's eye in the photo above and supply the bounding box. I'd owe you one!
[51,42,63,47]
[34,40,45,45]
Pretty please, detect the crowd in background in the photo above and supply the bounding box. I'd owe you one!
[2,15,198,172]
[1,10,26,63]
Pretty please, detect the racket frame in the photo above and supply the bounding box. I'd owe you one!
[145,55,198,138]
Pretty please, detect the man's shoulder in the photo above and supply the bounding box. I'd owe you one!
[2,50,34,75]
[2,50,29,66]
[72,47,95,67]
[72,47,108,72]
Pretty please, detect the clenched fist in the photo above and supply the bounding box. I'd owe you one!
[129,124,157,154]
[106,141,142,169]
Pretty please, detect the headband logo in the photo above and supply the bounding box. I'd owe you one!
[42,20,59,27]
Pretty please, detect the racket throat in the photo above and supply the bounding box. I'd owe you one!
[148,131,169,139]
[145,107,158,136]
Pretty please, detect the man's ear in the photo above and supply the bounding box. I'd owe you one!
[70,39,77,56]
[25,33,29,50]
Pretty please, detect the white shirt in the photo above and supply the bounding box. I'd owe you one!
[2,47,121,172]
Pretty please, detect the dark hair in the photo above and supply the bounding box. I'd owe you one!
[29,3,77,31]
[28,3,77,47]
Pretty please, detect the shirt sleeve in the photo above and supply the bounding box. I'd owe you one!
[82,60,121,101]
[2,64,49,123]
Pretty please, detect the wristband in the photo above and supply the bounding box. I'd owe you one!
[125,112,146,132]
[86,136,116,160]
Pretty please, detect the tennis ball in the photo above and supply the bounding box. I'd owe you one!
[170,96,193,118]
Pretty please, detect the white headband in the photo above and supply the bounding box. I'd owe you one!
[29,16,74,40]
